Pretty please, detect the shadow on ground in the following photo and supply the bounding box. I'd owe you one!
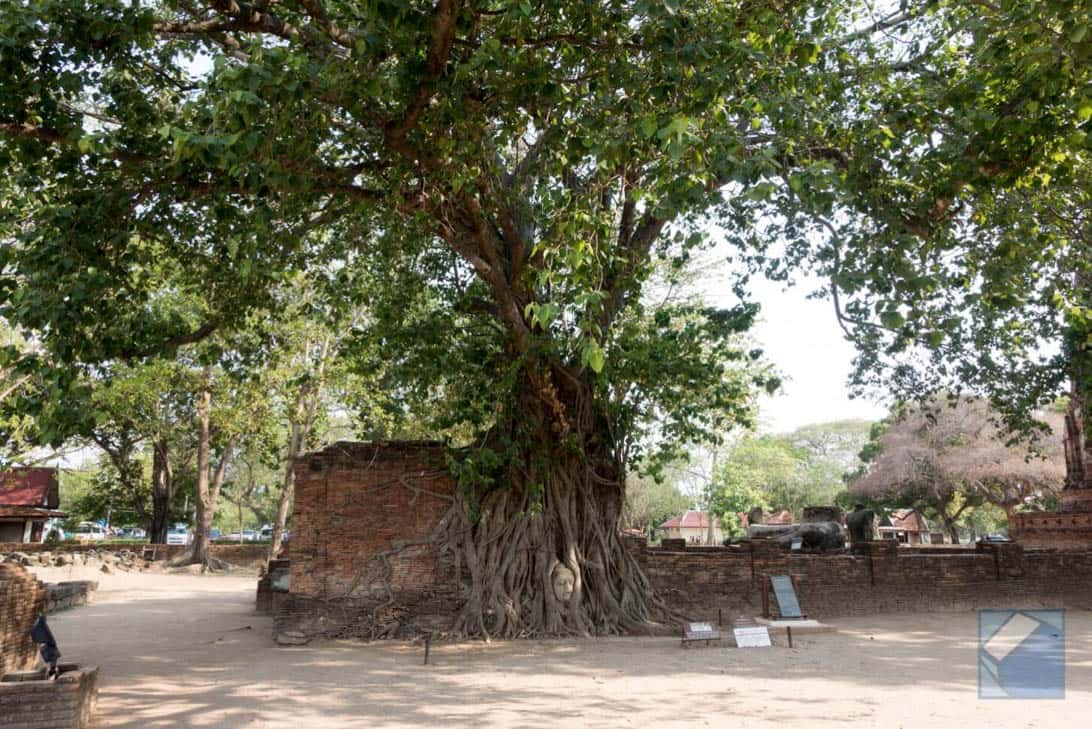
[48,576,1092,729]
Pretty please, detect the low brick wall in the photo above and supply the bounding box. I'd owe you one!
[635,539,1092,622]
[256,559,290,615]
[0,563,48,676]
[273,439,1092,639]
[0,666,98,729]
[45,582,97,612]
[0,542,272,568]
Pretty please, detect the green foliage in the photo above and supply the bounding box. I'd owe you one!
[0,0,896,482]
[622,472,690,537]
[1,0,1084,523]
[707,420,873,527]
[720,0,1092,442]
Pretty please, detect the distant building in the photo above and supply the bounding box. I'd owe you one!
[0,468,65,543]
[658,510,723,544]
[878,508,949,545]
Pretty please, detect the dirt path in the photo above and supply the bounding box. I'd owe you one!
[33,568,1092,728]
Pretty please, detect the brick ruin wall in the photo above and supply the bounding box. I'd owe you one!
[0,543,272,568]
[275,441,457,639]
[0,666,99,729]
[633,539,1092,622]
[274,441,1092,638]
[1009,511,1092,550]
[0,562,48,676]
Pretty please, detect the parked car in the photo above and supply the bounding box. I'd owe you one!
[977,534,1011,543]
[241,529,257,542]
[209,528,221,540]
[73,522,107,541]
[166,524,191,545]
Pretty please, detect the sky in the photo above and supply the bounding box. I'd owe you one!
[695,255,889,435]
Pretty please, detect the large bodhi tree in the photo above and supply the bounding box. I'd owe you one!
[0,0,1005,634]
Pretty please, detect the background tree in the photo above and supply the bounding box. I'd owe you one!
[621,472,690,541]
[246,278,360,559]
[707,420,872,526]
[721,1,1092,489]
[849,398,1064,540]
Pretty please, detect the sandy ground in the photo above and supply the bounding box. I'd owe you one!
[25,564,1092,729]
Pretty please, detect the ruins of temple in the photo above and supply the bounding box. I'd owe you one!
[1009,477,1092,548]
[268,440,1092,642]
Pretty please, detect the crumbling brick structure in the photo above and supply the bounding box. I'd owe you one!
[273,441,1092,640]
[0,562,47,675]
[275,441,459,640]
[0,666,99,729]
[633,538,1092,621]
[1009,510,1092,549]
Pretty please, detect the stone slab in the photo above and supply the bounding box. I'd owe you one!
[755,618,835,633]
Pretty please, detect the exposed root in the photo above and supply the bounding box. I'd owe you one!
[168,550,233,573]
[438,446,676,639]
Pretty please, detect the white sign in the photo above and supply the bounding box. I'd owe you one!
[734,626,772,648]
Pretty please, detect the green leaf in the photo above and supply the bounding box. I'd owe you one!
[880,310,905,329]
[583,340,605,373]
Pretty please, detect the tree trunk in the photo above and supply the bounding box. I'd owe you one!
[1063,267,1092,494]
[188,377,213,564]
[150,439,174,544]
[436,367,671,639]
[1063,368,1091,493]
[269,421,302,560]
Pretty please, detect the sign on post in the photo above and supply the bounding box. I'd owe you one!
[732,616,771,648]
[682,621,722,647]
[770,575,803,619]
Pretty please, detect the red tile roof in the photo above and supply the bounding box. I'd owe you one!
[659,510,719,530]
[887,508,930,532]
[0,468,60,508]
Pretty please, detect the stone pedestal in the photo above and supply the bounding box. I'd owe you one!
[1059,488,1092,512]
[1010,485,1092,548]
[1010,510,1092,549]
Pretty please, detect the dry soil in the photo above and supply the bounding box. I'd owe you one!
[27,564,1092,728]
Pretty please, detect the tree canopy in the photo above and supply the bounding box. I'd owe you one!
[1,0,1086,635]
[707,420,872,532]
[849,398,1065,538]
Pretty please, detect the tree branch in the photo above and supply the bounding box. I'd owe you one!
[384,0,461,155]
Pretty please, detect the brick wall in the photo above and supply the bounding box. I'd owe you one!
[276,441,457,639]
[1009,511,1092,549]
[637,539,1092,622]
[270,440,1092,638]
[0,666,98,728]
[0,563,47,676]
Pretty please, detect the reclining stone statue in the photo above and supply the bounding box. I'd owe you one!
[746,521,846,551]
